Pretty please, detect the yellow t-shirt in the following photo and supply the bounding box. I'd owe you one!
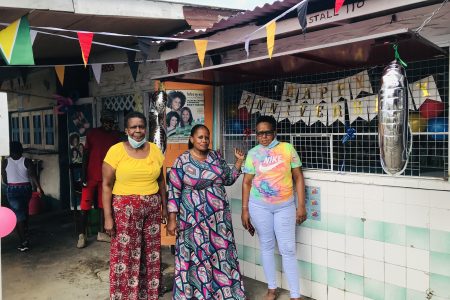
[103,142,164,195]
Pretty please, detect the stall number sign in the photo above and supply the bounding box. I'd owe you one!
[0,92,9,156]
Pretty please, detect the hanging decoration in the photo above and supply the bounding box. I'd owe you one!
[137,38,152,60]
[330,78,351,100]
[54,94,74,114]
[367,95,378,121]
[55,65,65,86]
[77,32,94,67]
[378,59,411,175]
[149,83,167,154]
[251,95,273,114]
[297,0,309,34]
[127,51,139,81]
[0,16,34,65]
[335,0,345,14]
[30,30,38,45]
[239,91,256,111]
[309,100,328,125]
[328,100,345,125]
[91,63,102,84]
[194,40,208,67]
[166,59,179,74]
[266,21,276,59]
[348,70,373,98]
[281,82,299,102]
[409,75,442,110]
[262,99,281,119]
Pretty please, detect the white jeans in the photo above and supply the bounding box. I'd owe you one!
[249,201,300,298]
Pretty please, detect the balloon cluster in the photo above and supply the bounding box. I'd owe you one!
[410,98,447,140]
[226,106,251,134]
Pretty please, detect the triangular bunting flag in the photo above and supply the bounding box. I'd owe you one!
[77,32,94,67]
[137,38,151,61]
[0,16,35,65]
[30,30,38,45]
[55,65,65,86]
[335,0,345,14]
[297,0,309,33]
[266,21,276,59]
[91,63,102,84]
[126,51,139,81]
[244,38,250,58]
[194,40,208,67]
[166,59,179,73]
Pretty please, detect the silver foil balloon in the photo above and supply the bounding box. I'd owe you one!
[378,60,411,175]
[149,87,167,154]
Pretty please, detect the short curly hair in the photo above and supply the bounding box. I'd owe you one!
[256,115,277,131]
[167,91,186,110]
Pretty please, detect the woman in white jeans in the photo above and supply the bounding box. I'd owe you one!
[241,115,306,300]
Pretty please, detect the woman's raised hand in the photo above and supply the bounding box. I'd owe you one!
[234,148,245,161]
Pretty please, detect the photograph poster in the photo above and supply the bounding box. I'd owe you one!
[165,90,205,144]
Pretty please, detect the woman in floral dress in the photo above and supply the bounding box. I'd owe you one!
[167,124,246,300]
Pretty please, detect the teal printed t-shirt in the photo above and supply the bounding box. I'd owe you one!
[243,140,302,204]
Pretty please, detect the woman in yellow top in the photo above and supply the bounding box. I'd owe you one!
[102,111,167,300]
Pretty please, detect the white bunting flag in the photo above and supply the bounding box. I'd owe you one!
[279,100,310,124]
[329,78,351,100]
[297,84,315,101]
[91,63,103,84]
[281,82,299,102]
[349,97,369,123]
[309,100,328,125]
[262,99,282,119]
[327,100,346,125]
[251,95,271,114]
[239,91,256,111]
[367,95,378,121]
[30,30,38,45]
[315,82,332,102]
[348,70,373,98]
[409,75,442,110]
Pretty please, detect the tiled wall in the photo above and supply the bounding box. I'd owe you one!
[227,177,450,300]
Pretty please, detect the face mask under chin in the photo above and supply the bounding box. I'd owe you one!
[128,135,147,149]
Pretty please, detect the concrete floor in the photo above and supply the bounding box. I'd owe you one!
[1,211,308,300]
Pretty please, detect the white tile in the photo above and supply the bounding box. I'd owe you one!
[328,195,345,215]
[232,213,244,230]
[300,278,312,298]
[429,191,450,209]
[383,202,406,225]
[242,231,256,247]
[345,183,364,199]
[255,265,266,283]
[328,287,345,300]
[406,247,429,272]
[345,292,364,300]
[276,271,282,287]
[430,208,450,232]
[364,239,384,261]
[383,186,406,204]
[346,236,364,257]
[243,261,256,279]
[328,232,346,253]
[281,273,289,291]
[364,199,384,221]
[311,229,328,249]
[364,258,384,281]
[328,250,345,271]
[311,281,328,300]
[297,226,312,245]
[406,205,429,228]
[385,263,406,288]
[297,243,312,262]
[234,228,244,245]
[345,197,364,218]
[345,254,364,276]
[364,185,383,202]
[329,182,345,197]
[384,243,406,267]
[312,246,328,266]
[406,268,429,292]
[406,189,430,207]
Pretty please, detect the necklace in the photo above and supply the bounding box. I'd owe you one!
[190,150,208,161]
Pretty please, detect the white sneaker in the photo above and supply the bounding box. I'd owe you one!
[97,232,111,243]
[77,234,87,248]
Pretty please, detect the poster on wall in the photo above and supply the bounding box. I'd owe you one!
[305,185,321,221]
[67,103,93,209]
[165,90,204,144]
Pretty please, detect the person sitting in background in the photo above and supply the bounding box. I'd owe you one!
[2,141,44,252]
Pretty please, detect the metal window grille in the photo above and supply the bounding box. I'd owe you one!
[221,56,449,178]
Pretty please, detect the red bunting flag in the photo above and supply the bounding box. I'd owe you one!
[335,0,345,14]
[77,32,94,67]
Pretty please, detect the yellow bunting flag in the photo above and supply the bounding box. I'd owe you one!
[55,66,65,86]
[194,40,208,67]
[266,21,276,59]
[0,16,35,65]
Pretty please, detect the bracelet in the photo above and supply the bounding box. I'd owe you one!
[242,205,248,208]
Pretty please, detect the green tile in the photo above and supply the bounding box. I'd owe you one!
[364,278,385,300]
[406,289,426,300]
[328,268,345,290]
[406,226,429,250]
[365,220,385,242]
[430,252,450,277]
[311,263,327,284]
[346,273,364,295]
[430,273,450,299]
[301,219,313,228]
[237,244,244,259]
[274,253,282,272]
[385,283,406,300]
[346,216,364,238]
[298,260,312,280]
[255,249,261,266]
[243,246,255,263]
[384,223,406,246]
[231,198,242,213]
[430,229,450,254]
[328,214,346,234]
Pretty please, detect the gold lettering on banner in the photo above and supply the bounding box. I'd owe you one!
[333,104,343,118]
[243,95,253,107]
[337,83,346,97]
[300,87,311,99]
[355,74,364,89]
[375,96,379,113]
[287,85,295,98]
[255,98,265,111]
[300,104,307,117]
[353,100,363,115]
[319,87,328,99]
[287,104,291,116]
[269,102,278,114]
[417,82,429,97]
[316,105,324,117]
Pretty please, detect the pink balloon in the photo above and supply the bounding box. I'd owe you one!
[0,207,17,238]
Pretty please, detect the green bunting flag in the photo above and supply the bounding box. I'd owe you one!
[0,16,35,65]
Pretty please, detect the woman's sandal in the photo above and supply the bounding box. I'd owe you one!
[264,289,278,300]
